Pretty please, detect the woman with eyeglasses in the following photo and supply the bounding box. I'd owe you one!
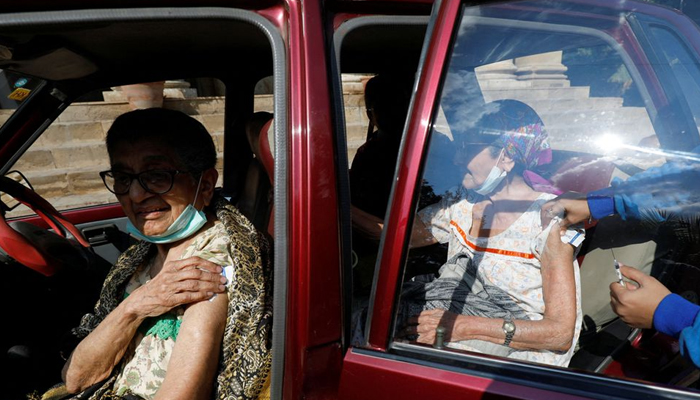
[56,108,271,400]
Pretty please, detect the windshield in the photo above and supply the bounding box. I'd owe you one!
[0,70,43,127]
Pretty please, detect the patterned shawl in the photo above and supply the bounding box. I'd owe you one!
[64,195,272,400]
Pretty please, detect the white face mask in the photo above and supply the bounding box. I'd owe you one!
[474,149,506,195]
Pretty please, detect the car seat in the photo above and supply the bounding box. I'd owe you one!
[240,112,274,237]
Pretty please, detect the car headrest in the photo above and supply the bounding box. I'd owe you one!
[550,155,616,194]
[245,112,274,184]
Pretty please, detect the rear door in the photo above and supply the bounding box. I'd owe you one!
[340,0,700,398]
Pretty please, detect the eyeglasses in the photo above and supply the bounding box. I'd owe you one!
[99,169,188,195]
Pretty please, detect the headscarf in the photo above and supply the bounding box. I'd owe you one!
[461,100,559,194]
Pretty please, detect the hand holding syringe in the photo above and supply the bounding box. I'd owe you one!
[614,259,625,287]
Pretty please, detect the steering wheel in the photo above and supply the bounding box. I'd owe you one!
[0,176,91,276]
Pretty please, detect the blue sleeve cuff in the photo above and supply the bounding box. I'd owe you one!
[587,187,615,220]
[679,313,700,368]
[653,293,700,338]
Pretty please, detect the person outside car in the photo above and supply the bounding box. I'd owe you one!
[540,156,700,368]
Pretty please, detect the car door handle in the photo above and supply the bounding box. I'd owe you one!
[82,224,122,246]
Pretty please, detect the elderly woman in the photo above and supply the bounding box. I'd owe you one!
[57,108,271,400]
[399,100,582,367]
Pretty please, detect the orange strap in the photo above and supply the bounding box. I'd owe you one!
[450,220,535,259]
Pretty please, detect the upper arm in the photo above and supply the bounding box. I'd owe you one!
[538,225,578,324]
[155,292,228,400]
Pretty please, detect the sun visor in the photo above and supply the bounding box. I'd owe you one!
[0,47,97,80]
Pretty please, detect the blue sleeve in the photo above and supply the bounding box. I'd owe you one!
[587,187,615,219]
[679,313,700,369]
[653,293,700,368]
[653,294,700,338]
[586,162,700,222]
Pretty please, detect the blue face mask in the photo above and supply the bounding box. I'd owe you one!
[126,175,207,244]
[474,149,507,196]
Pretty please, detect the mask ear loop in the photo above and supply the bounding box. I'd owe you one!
[191,173,204,210]
[495,148,505,171]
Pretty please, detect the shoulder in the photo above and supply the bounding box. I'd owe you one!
[533,192,556,205]
[183,222,234,266]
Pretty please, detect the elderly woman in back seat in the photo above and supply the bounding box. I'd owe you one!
[399,100,583,367]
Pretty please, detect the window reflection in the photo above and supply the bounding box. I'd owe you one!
[394,2,700,387]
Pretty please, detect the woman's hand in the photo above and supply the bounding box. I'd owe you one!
[610,265,671,329]
[126,256,227,318]
[402,309,465,344]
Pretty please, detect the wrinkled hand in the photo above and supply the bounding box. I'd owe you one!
[610,265,671,329]
[126,256,227,318]
[540,192,590,228]
[401,309,464,344]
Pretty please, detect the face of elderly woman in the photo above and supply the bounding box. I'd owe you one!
[110,139,203,237]
[454,144,502,190]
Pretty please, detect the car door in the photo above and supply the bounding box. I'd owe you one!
[340,0,700,398]
[0,8,287,398]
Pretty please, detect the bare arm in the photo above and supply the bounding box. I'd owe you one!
[155,290,228,400]
[351,205,437,248]
[62,257,227,393]
[407,224,578,352]
[62,299,143,392]
[351,205,384,241]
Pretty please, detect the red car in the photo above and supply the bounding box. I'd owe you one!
[2,0,700,398]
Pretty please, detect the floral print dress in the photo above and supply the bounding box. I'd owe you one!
[419,189,582,367]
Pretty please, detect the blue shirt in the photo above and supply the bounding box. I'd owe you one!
[654,294,700,368]
[587,161,700,222]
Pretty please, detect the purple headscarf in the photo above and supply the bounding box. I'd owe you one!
[467,100,560,194]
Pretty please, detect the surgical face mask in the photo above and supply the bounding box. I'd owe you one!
[474,149,506,195]
[126,174,207,244]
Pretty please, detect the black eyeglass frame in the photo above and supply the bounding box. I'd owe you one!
[99,169,189,195]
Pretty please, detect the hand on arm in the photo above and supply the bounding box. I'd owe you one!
[403,223,578,353]
[62,257,227,393]
[610,265,670,329]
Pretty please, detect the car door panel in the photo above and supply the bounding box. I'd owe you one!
[341,0,700,398]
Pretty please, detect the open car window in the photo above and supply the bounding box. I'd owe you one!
[5,78,226,218]
[366,0,700,393]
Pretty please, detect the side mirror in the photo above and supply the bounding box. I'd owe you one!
[1,170,34,213]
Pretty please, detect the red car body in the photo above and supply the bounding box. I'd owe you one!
[2,0,700,399]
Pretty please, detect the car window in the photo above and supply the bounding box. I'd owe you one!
[334,19,428,336]
[373,1,700,390]
[7,78,226,218]
[643,17,700,138]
